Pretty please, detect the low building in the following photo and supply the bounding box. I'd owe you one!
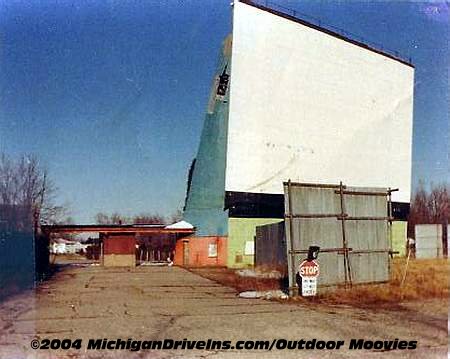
[102,233,136,267]
[42,223,195,267]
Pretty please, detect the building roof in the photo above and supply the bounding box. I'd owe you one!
[165,220,194,230]
[42,224,195,235]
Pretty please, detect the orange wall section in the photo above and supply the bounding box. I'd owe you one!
[174,236,227,267]
[103,233,136,255]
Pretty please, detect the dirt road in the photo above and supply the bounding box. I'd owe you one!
[0,264,447,358]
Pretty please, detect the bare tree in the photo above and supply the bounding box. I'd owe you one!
[0,153,67,228]
[133,213,165,224]
[408,182,450,237]
[169,209,183,223]
[94,212,167,225]
[110,212,128,225]
[94,212,111,225]
[427,185,449,223]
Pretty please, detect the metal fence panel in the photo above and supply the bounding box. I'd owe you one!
[255,221,286,270]
[415,224,443,258]
[345,216,389,283]
[291,217,344,286]
[284,182,390,294]
[348,252,389,283]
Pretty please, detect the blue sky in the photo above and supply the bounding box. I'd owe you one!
[0,1,448,223]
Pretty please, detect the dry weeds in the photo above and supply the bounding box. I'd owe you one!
[191,258,449,306]
[312,258,449,306]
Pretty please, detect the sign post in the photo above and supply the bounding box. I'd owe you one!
[299,260,320,296]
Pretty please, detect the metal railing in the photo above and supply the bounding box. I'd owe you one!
[248,0,412,65]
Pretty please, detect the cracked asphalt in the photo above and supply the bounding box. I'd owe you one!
[0,264,447,358]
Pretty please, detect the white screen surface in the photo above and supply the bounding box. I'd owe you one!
[226,1,414,202]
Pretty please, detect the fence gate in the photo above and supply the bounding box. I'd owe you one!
[284,181,394,296]
[255,221,286,271]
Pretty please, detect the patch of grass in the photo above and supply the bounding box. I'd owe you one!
[293,258,449,306]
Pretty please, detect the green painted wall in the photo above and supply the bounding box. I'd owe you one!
[228,218,283,268]
[391,221,407,257]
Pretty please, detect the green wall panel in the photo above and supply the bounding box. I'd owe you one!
[391,221,407,257]
[227,218,283,268]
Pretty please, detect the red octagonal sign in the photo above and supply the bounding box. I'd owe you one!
[299,260,320,278]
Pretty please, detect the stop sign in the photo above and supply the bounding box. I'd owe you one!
[299,260,320,278]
